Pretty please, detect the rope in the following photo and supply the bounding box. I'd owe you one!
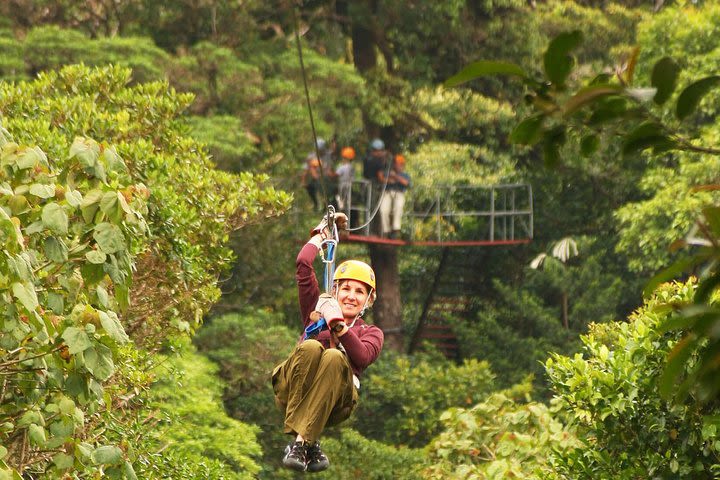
[292,4,330,209]
[291,3,391,234]
[347,158,393,232]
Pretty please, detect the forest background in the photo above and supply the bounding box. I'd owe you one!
[1,0,719,479]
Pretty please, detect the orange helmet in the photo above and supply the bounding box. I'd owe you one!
[394,154,406,165]
[341,147,356,160]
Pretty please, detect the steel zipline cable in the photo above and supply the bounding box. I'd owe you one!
[291,3,391,234]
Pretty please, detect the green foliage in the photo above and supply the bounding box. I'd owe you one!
[546,280,720,479]
[193,311,296,425]
[0,33,25,82]
[319,428,426,480]
[413,87,517,148]
[424,386,579,480]
[193,310,297,479]
[453,282,575,391]
[168,42,264,115]
[0,64,291,348]
[18,26,169,83]
[0,64,289,477]
[138,340,261,479]
[636,4,720,120]
[354,351,495,447]
[0,131,146,477]
[187,115,258,172]
[615,149,720,273]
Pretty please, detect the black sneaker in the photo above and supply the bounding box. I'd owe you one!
[306,441,329,473]
[282,441,307,471]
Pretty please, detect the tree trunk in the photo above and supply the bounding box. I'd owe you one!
[348,1,404,351]
[369,244,403,351]
[561,291,569,330]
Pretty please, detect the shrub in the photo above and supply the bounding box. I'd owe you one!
[319,428,426,480]
[354,350,496,447]
[194,310,297,479]
[424,386,579,479]
[135,340,261,480]
[546,280,720,478]
[0,64,291,350]
[0,133,148,477]
[0,64,290,477]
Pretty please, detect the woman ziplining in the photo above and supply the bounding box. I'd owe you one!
[271,210,385,472]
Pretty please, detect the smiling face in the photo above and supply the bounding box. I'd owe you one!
[336,279,371,320]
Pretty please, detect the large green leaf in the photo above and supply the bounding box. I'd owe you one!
[563,85,622,115]
[621,122,673,156]
[651,57,680,105]
[85,250,107,265]
[543,31,583,87]
[43,236,68,263]
[93,223,126,254]
[98,311,129,344]
[90,445,123,466]
[509,114,544,145]
[84,345,115,381]
[28,424,46,446]
[29,183,56,199]
[444,61,527,87]
[100,192,121,222]
[12,282,38,311]
[0,207,23,249]
[41,203,68,235]
[61,326,92,354]
[676,76,720,119]
[69,137,100,170]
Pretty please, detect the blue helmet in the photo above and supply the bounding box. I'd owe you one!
[370,138,385,151]
[315,137,327,151]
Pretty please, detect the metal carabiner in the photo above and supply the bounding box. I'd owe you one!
[319,205,339,293]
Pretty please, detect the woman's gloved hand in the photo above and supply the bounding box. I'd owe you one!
[311,212,348,239]
[315,293,344,324]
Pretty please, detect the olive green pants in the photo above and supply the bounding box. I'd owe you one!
[272,340,358,443]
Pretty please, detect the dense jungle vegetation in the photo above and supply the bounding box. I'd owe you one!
[1,0,719,478]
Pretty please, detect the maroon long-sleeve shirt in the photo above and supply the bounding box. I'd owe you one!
[296,243,384,377]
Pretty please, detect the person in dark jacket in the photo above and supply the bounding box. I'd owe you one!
[272,213,384,472]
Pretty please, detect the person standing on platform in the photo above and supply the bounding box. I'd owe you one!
[378,154,411,239]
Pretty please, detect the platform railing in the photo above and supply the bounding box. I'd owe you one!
[344,181,533,243]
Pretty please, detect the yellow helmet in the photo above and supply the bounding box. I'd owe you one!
[333,260,376,291]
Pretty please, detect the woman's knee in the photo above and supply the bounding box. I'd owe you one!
[320,348,348,371]
[295,339,324,360]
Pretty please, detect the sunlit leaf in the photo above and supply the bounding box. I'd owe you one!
[41,203,68,235]
[563,85,622,115]
[625,87,657,103]
[445,61,527,87]
[90,445,123,465]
